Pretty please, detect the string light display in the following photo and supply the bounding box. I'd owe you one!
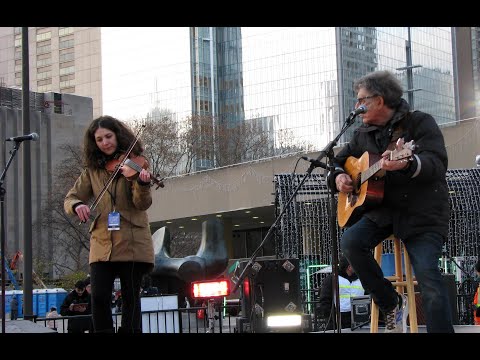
[274,168,480,324]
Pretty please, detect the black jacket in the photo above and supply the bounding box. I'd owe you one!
[328,99,449,240]
[60,289,91,332]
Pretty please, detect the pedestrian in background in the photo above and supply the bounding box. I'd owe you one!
[10,295,18,320]
[46,306,60,331]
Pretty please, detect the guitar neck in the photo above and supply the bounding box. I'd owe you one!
[361,160,382,184]
[360,147,412,184]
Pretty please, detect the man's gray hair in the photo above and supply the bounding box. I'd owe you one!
[354,70,404,108]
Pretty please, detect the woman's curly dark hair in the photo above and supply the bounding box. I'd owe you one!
[83,115,144,169]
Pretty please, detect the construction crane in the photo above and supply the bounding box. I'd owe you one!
[1,250,20,290]
[5,251,47,289]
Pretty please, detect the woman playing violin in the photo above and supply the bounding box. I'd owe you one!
[64,115,154,333]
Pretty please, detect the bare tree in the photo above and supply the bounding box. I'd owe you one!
[274,128,313,156]
[215,120,272,166]
[177,114,216,173]
[130,108,183,178]
[34,144,90,278]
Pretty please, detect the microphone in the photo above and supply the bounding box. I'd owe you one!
[349,105,368,117]
[5,132,39,142]
[301,156,328,170]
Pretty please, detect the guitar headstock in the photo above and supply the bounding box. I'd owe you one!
[389,139,416,161]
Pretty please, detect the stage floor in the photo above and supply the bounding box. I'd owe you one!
[319,324,480,333]
[0,319,56,333]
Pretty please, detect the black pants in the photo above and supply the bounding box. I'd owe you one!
[90,261,151,333]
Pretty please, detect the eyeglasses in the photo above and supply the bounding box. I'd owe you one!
[356,94,379,105]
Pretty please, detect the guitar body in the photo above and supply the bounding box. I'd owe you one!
[337,151,385,228]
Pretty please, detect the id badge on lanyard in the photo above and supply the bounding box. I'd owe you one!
[108,211,120,231]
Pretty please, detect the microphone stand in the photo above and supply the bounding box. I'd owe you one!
[1,141,22,333]
[231,111,359,333]
[443,251,475,282]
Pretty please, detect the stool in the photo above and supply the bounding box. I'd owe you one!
[370,236,418,333]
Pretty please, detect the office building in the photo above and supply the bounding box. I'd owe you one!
[0,27,102,118]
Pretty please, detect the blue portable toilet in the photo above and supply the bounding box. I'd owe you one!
[31,289,39,316]
[4,290,13,315]
[381,253,413,277]
[46,288,68,312]
[36,289,48,317]
[4,289,67,318]
[14,290,24,318]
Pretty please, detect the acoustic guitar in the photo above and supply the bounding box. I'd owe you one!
[337,140,415,228]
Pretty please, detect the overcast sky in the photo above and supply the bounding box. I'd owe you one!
[101,27,192,120]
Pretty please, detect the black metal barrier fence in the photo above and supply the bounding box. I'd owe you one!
[34,304,240,334]
[32,292,479,332]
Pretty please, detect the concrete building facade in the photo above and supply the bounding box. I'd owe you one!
[0,87,92,278]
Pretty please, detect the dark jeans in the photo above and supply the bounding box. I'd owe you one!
[341,217,454,333]
[90,261,151,333]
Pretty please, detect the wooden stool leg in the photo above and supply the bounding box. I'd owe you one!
[370,243,383,333]
[369,237,418,333]
[403,246,418,333]
[393,238,403,293]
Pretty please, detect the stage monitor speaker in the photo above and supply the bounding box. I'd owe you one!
[238,258,301,332]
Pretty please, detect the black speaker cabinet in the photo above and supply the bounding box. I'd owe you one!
[351,295,371,328]
[238,258,301,332]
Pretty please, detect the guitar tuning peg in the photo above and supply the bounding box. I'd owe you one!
[404,140,416,150]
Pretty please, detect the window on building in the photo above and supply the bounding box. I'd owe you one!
[37,79,52,87]
[37,66,52,81]
[37,84,52,92]
[60,79,75,88]
[36,31,51,42]
[59,35,74,49]
[37,40,51,54]
[60,74,75,82]
[59,27,74,37]
[200,100,210,112]
[36,53,52,67]
[59,48,74,63]
[59,66,75,76]
[61,86,75,93]
[59,60,74,69]
[14,59,22,72]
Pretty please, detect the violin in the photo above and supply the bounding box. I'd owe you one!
[105,153,165,190]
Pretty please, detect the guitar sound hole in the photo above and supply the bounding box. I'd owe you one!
[354,174,361,194]
[347,193,357,206]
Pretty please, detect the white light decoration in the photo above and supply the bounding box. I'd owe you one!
[266,314,302,327]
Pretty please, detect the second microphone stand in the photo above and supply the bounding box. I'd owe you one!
[231,111,359,333]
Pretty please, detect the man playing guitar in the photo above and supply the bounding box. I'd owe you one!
[327,70,454,333]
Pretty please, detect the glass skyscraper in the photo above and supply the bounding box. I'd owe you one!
[189,27,457,171]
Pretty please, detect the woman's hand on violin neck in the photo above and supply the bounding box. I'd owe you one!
[138,169,151,184]
[75,204,91,223]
